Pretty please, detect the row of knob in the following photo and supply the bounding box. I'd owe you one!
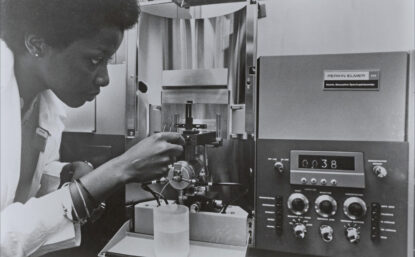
[288,193,367,220]
[292,223,361,244]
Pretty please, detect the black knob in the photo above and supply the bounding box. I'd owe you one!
[348,203,364,218]
[292,198,305,212]
[319,200,334,214]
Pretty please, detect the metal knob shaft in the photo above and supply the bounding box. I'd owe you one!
[293,223,307,239]
[345,226,360,244]
[320,225,334,242]
[373,165,387,178]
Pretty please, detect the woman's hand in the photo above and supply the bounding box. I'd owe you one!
[118,132,185,183]
[78,132,184,203]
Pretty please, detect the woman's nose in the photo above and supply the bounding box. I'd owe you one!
[95,68,110,87]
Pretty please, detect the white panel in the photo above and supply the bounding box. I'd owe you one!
[64,101,95,132]
[64,65,127,133]
[257,0,415,56]
[162,68,228,87]
[161,89,229,104]
[138,14,164,106]
[96,64,127,135]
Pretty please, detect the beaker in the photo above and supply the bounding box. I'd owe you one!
[153,204,189,257]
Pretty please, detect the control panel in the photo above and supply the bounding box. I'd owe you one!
[255,139,408,257]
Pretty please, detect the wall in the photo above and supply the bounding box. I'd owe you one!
[257,0,414,56]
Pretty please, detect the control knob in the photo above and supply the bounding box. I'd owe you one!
[345,224,360,244]
[293,223,307,239]
[288,193,309,215]
[373,165,387,178]
[320,225,334,243]
[343,197,367,220]
[273,161,284,173]
[315,195,337,217]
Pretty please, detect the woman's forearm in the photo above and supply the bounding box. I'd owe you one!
[78,156,127,203]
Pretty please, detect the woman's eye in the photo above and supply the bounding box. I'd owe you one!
[90,57,101,65]
[90,56,113,66]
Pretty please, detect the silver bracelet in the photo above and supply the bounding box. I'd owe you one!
[74,180,91,219]
[62,183,80,220]
[62,183,86,225]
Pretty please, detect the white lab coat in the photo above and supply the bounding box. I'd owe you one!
[0,41,80,256]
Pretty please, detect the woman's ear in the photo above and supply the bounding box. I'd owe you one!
[24,34,47,57]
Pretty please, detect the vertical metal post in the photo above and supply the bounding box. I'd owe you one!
[174,114,180,132]
[407,50,415,257]
[244,1,259,248]
[125,24,138,138]
[216,113,222,139]
[244,2,258,138]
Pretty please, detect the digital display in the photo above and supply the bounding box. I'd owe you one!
[298,155,355,170]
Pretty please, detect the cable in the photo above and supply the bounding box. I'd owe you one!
[141,183,161,206]
[160,181,170,195]
[154,191,168,205]
[157,181,171,205]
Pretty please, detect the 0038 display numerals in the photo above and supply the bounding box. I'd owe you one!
[298,155,355,170]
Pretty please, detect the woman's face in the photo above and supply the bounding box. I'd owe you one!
[40,26,123,107]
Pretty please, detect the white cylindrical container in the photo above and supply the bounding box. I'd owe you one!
[153,204,189,257]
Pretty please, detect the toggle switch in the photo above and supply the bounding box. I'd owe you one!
[273,161,284,173]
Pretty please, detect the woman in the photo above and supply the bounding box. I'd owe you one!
[0,0,184,256]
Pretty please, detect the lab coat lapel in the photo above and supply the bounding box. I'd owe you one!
[28,91,65,198]
[28,90,67,198]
